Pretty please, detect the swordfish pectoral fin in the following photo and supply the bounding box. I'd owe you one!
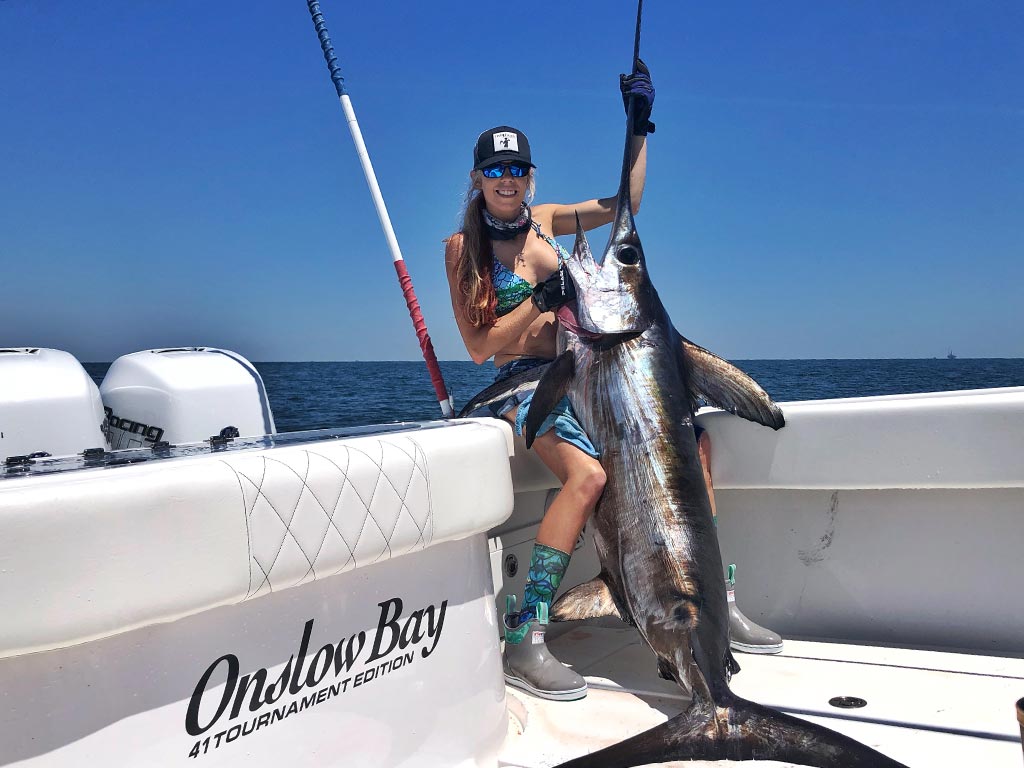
[455,363,550,418]
[523,350,576,448]
[550,572,629,624]
[679,335,785,430]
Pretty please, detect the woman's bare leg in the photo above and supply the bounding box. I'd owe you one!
[530,430,606,553]
[502,407,606,553]
[697,428,717,518]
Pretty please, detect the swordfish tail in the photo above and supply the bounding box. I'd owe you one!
[554,694,909,768]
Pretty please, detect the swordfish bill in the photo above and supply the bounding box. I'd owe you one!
[519,95,908,768]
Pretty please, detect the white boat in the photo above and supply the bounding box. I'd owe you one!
[1,347,1022,767]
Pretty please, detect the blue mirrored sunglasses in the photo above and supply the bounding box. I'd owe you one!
[481,162,530,179]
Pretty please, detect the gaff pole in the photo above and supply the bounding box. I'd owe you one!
[305,1,453,417]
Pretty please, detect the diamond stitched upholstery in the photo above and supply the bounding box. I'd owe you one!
[0,420,515,659]
[220,436,433,599]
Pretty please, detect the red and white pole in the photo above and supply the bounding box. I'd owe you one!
[307,1,453,417]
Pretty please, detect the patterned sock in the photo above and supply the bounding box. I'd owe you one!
[517,543,571,625]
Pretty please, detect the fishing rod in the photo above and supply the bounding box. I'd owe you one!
[305,1,453,418]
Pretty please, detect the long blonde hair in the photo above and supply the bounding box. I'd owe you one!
[448,170,536,328]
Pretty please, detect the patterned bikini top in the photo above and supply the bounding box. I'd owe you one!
[493,222,571,317]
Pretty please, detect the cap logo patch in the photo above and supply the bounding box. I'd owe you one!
[492,131,519,153]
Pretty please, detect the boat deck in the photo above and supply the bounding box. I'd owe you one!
[499,623,1024,767]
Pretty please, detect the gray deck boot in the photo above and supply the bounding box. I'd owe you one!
[727,564,784,654]
[503,598,587,702]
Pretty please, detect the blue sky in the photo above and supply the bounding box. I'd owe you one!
[1,1,1021,362]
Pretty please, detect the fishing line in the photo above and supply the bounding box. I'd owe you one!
[633,0,643,67]
[304,1,453,417]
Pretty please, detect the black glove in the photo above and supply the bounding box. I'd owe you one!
[532,263,577,313]
[619,57,655,135]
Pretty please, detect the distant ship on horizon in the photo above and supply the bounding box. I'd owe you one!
[947,349,957,360]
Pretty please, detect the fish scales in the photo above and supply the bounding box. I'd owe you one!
[582,336,715,576]
[565,299,734,686]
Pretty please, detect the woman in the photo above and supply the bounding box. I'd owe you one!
[444,66,655,701]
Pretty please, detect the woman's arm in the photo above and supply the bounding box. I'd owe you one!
[444,235,543,365]
[541,135,647,237]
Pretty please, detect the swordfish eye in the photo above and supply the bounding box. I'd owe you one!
[615,245,640,266]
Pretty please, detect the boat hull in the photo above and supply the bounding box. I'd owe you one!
[0,419,515,767]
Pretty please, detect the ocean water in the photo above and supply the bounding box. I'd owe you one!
[85,358,1024,434]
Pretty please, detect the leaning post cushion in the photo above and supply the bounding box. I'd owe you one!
[0,419,514,659]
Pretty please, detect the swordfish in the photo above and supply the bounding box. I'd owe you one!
[511,110,910,768]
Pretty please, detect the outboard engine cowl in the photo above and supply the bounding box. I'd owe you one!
[100,348,275,448]
[0,348,108,461]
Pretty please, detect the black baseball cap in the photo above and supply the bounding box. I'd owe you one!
[473,126,535,171]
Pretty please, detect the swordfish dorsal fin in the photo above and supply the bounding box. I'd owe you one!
[524,350,576,448]
[455,362,550,418]
[679,336,785,430]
